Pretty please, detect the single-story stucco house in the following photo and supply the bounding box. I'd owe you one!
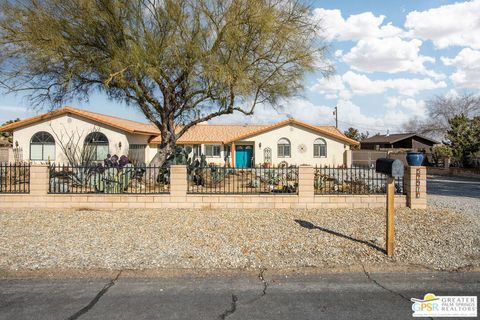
[0,106,359,167]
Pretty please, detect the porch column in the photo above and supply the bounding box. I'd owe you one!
[231,142,235,167]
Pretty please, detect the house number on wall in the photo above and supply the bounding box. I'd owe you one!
[415,168,421,198]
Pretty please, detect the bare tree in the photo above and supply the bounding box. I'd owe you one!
[403,92,480,140]
[49,124,98,167]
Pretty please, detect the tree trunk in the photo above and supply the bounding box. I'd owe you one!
[147,129,176,184]
[148,142,173,167]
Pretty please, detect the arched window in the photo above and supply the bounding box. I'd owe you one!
[277,138,291,158]
[314,138,327,157]
[84,132,109,161]
[30,131,55,161]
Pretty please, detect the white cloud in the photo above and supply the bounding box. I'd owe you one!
[337,99,414,133]
[324,94,339,100]
[311,71,446,97]
[385,96,427,117]
[343,37,443,79]
[310,75,351,100]
[212,97,421,134]
[208,94,430,135]
[0,105,30,113]
[442,48,480,88]
[311,75,345,92]
[210,98,334,125]
[342,71,447,96]
[405,0,480,49]
[313,9,403,41]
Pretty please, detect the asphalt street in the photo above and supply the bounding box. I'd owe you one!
[1,271,478,320]
[427,174,480,198]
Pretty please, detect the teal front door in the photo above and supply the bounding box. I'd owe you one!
[235,145,253,168]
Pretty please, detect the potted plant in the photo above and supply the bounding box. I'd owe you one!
[406,150,424,166]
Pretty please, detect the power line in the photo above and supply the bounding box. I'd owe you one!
[337,120,404,134]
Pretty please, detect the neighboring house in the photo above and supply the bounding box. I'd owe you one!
[360,133,438,152]
[0,137,11,147]
[0,106,359,167]
[0,137,13,163]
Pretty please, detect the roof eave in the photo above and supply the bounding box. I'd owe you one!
[0,107,159,136]
[132,130,160,135]
[225,118,359,145]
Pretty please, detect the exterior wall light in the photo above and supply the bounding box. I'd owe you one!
[118,142,122,149]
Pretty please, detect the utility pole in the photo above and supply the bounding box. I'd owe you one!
[333,106,338,128]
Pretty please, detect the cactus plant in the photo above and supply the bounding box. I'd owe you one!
[157,146,208,185]
[88,155,134,193]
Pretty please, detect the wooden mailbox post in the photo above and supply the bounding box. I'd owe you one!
[376,158,404,257]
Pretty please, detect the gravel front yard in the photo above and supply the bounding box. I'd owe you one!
[1,207,478,272]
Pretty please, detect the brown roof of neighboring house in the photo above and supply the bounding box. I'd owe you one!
[360,133,439,145]
[0,106,359,145]
[0,106,160,135]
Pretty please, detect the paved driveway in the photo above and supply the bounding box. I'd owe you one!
[427,175,480,217]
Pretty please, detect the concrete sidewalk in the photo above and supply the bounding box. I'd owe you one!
[1,271,478,320]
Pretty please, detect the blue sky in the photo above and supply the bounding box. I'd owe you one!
[1,0,479,134]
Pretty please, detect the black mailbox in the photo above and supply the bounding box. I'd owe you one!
[375,158,404,178]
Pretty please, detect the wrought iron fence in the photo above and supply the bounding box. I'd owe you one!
[49,164,169,194]
[187,165,298,194]
[314,166,404,195]
[0,162,30,194]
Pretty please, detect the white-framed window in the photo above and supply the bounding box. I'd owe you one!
[84,132,109,161]
[128,144,146,164]
[193,144,201,157]
[205,144,221,157]
[313,138,327,157]
[277,138,291,158]
[30,131,55,161]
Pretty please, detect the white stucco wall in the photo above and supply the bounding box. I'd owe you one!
[174,123,350,167]
[12,114,149,163]
[242,123,349,166]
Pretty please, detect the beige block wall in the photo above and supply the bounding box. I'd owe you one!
[0,193,407,210]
